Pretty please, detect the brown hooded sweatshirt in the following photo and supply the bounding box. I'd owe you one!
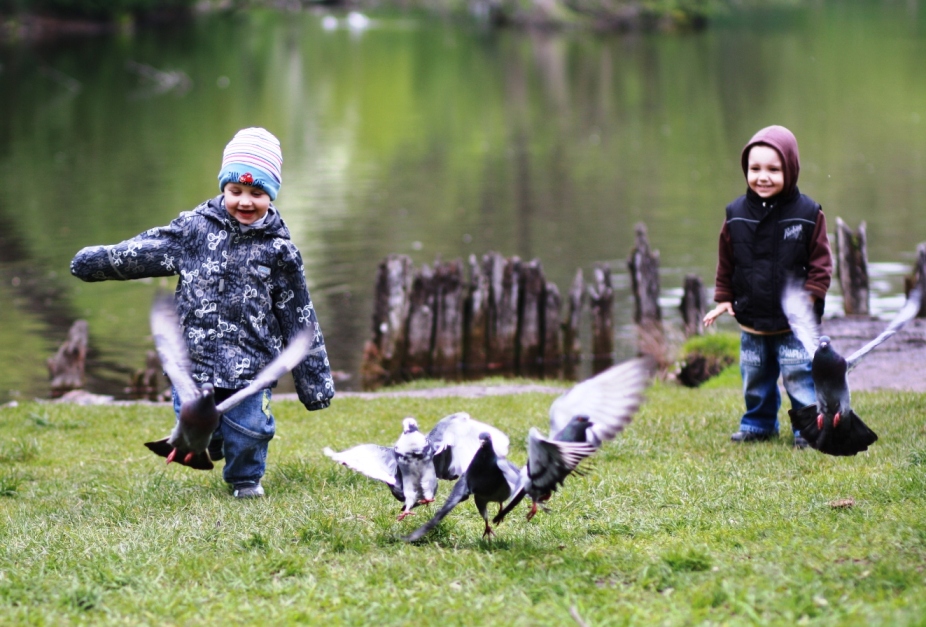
[712,125,833,333]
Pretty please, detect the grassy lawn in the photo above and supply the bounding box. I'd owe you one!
[2,376,926,626]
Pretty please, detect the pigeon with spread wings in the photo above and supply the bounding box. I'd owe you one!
[782,280,922,456]
[323,412,509,520]
[144,293,313,469]
[493,357,652,525]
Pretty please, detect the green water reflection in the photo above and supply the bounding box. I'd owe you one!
[2,4,925,401]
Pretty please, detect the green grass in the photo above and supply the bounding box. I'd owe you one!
[2,381,926,625]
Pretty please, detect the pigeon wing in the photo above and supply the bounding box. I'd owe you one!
[403,473,472,542]
[149,293,199,405]
[526,427,597,495]
[548,358,651,446]
[428,412,510,480]
[323,444,398,486]
[780,280,821,359]
[845,287,922,371]
[216,328,314,414]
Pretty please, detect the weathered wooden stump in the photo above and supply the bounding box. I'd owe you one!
[518,259,545,377]
[588,263,614,373]
[627,222,661,325]
[562,269,585,379]
[47,319,88,397]
[485,252,521,372]
[835,217,869,315]
[405,264,436,379]
[463,254,489,377]
[360,254,413,389]
[543,281,563,376]
[126,350,168,401]
[432,259,465,378]
[907,242,926,318]
[679,274,705,337]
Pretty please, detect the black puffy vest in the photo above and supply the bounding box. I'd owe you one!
[725,187,821,331]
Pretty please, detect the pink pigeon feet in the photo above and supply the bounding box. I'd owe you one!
[397,510,415,521]
[833,412,841,427]
[482,523,496,538]
[166,448,178,464]
[418,498,435,505]
[817,414,823,430]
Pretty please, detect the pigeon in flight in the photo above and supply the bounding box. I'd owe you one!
[323,412,509,520]
[403,432,523,541]
[144,293,313,469]
[782,280,922,456]
[493,357,652,525]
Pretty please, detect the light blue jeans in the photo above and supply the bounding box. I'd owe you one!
[173,387,275,487]
[738,331,815,436]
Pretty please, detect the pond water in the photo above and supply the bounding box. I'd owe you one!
[2,3,925,402]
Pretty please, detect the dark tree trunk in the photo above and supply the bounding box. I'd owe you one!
[836,217,869,316]
[627,222,661,325]
[360,254,413,389]
[679,274,705,337]
[47,319,88,397]
[543,281,563,377]
[405,264,436,379]
[518,259,545,377]
[908,242,926,318]
[432,259,465,378]
[463,254,489,378]
[485,252,521,373]
[562,268,585,379]
[588,263,613,373]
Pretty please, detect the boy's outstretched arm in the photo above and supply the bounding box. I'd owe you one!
[703,302,734,327]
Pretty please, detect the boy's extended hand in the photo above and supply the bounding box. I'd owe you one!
[703,302,734,327]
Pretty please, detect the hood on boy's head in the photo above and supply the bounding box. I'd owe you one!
[741,125,800,197]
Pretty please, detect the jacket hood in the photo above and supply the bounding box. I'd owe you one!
[741,125,801,198]
[202,195,290,239]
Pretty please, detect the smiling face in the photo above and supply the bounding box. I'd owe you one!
[746,144,785,199]
[223,183,271,225]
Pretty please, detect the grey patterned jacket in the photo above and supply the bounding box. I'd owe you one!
[70,196,334,411]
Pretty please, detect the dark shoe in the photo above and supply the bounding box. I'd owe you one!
[232,482,265,499]
[730,430,775,443]
[793,435,810,449]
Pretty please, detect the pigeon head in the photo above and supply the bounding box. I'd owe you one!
[818,336,831,349]
[200,383,215,398]
[402,417,420,434]
[478,432,492,445]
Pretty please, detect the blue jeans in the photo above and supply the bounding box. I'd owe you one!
[172,387,275,486]
[738,331,815,436]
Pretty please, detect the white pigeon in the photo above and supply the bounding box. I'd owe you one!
[323,412,509,520]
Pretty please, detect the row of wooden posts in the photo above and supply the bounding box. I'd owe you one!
[46,220,926,397]
[359,223,688,389]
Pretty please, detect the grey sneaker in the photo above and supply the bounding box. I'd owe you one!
[232,482,265,499]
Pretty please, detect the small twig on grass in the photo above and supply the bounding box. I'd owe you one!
[570,605,589,627]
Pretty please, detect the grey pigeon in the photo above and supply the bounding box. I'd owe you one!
[493,357,652,525]
[403,432,523,541]
[324,412,509,520]
[782,280,922,456]
[144,293,313,469]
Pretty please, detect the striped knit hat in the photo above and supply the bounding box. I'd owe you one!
[218,127,283,200]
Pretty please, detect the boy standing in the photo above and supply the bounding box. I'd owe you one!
[703,125,832,448]
[71,127,334,496]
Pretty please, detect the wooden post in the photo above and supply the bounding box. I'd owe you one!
[588,263,614,372]
[543,281,563,377]
[432,259,465,378]
[47,319,88,397]
[562,269,585,378]
[518,259,545,377]
[127,350,168,401]
[679,274,705,337]
[835,217,869,315]
[485,252,521,373]
[627,222,661,325]
[463,254,489,378]
[908,242,926,318]
[360,254,413,389]
[405,264,436,379]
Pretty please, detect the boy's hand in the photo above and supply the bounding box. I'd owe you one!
[703,302,734,327]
